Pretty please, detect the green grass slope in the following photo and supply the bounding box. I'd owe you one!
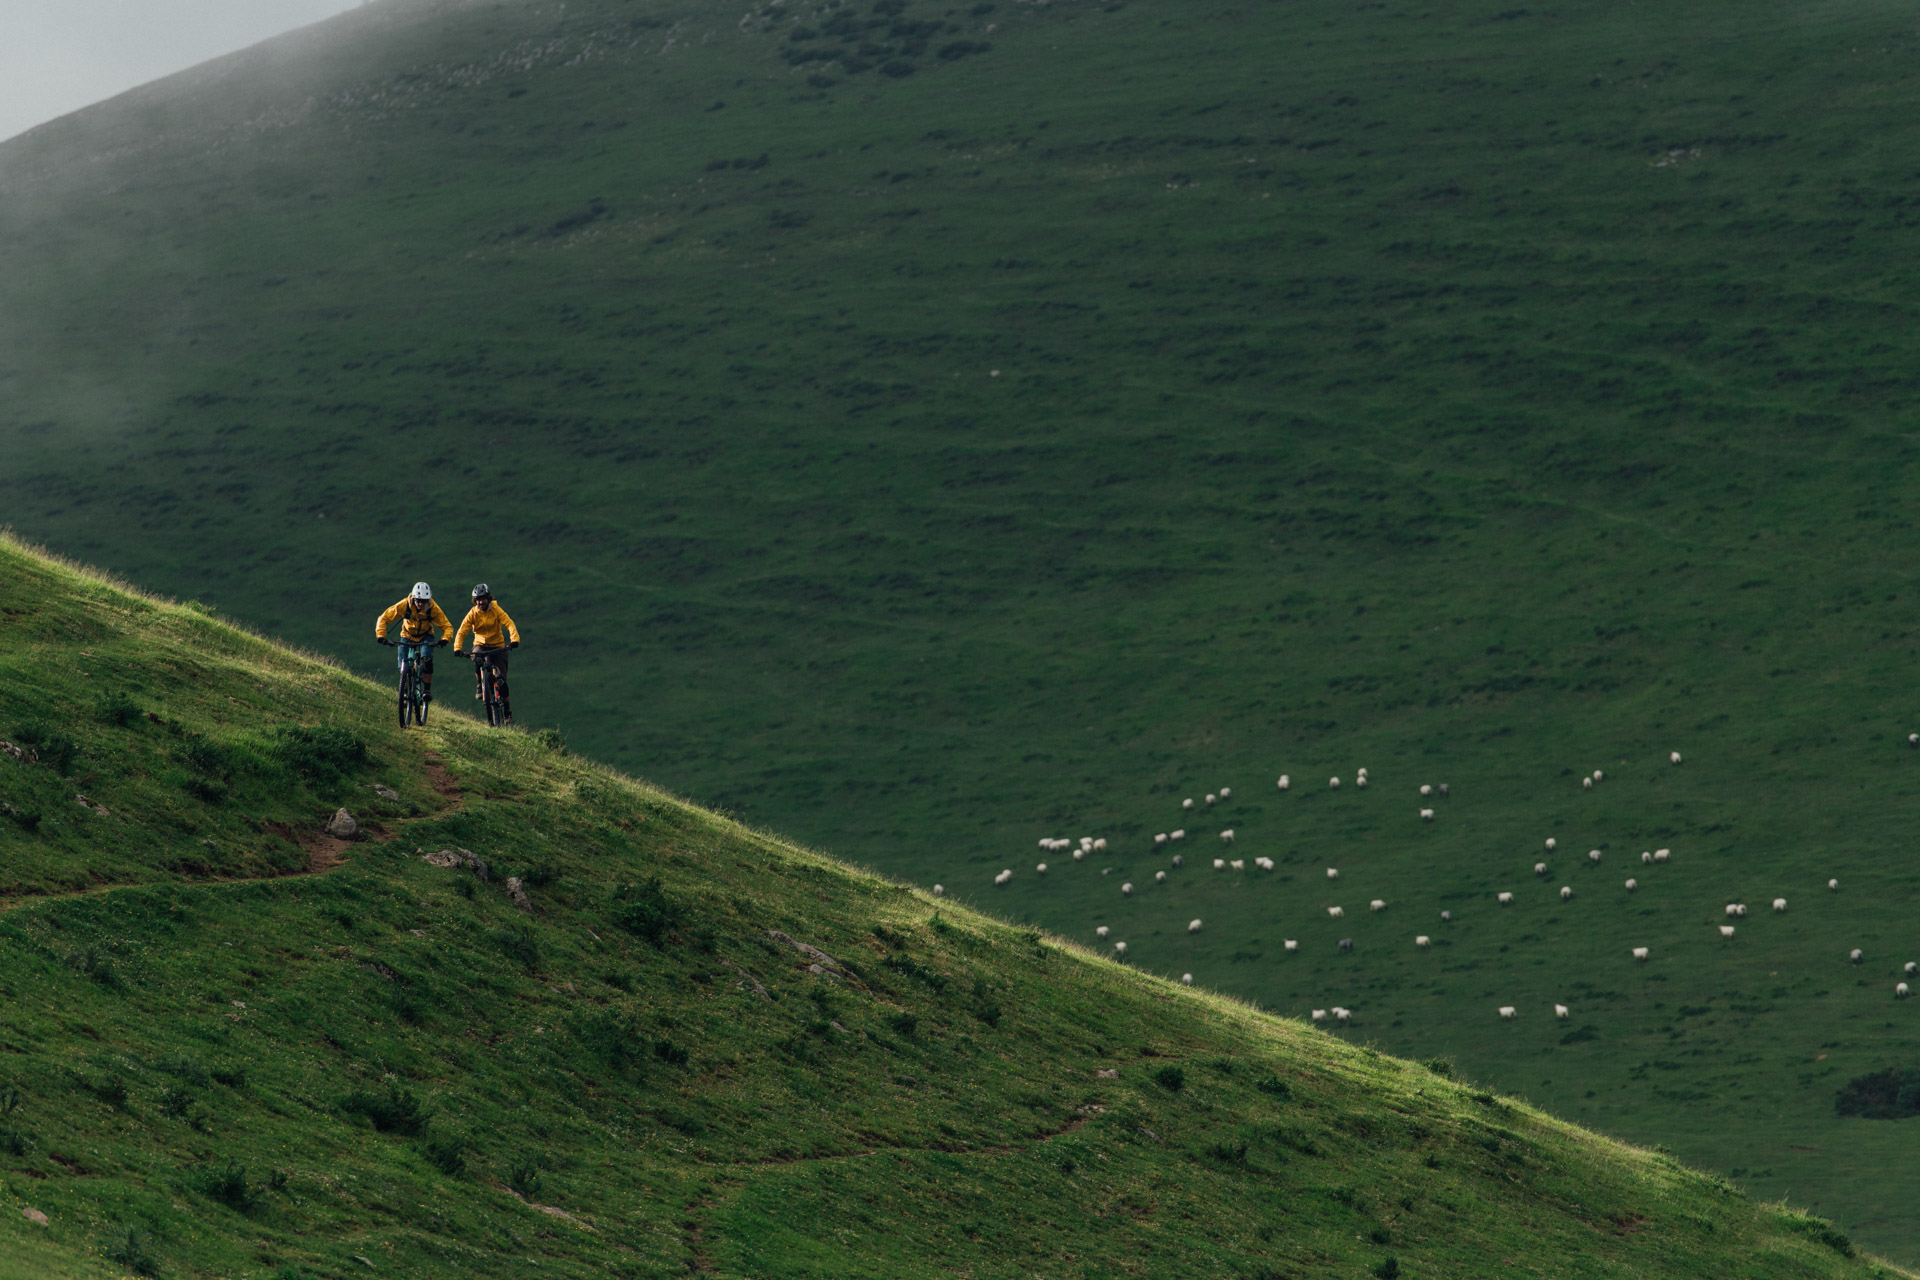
[7,0,1920,1259]
[0,539,1906,1279]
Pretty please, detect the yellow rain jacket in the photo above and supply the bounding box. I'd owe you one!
[375,596,454,644]
[455,601,521,651]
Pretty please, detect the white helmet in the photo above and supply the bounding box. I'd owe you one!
[410,581,432,601]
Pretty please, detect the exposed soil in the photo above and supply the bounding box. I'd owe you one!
[424,753,462,806]
[261,820,354,874]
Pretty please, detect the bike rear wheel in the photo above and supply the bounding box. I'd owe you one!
[414,677,430,726]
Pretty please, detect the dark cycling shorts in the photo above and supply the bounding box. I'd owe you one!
[396,640,436,673]
[472,646,509,679]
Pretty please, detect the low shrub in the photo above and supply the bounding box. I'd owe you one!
[0,1127,29,1156]
[1154,1065,1186,1092]
[424,1132,469,1177]
[159,1085,195,1118]
[889,1012,918,1036]
[1780,1212,1855,1258]
[1834,1066,1920,1119]
[506,1159,542,1198]
[204,1160,253,1208]
[653,1038,689,1067]
[93,1076,130,1108]
[340,1082,429,1135]
[96,691,142,726]
[1373,1258,1401,1279]
[1256,1074,1291,1098]
[104,1225,160,1277]
[611,876,681,946]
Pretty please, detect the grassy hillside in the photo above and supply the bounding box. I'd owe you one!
[7,0,1920,1259]
[0,534,1908,1279]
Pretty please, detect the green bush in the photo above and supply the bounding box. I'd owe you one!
[507,1159,542,1198]
[1154,1065,1186,1092]
[1834,1066,1920,1119]
[888,1012,918,1036]
[159,1085,195,1118]
[1255,1074,1291,1098]
[104,1225,160,1277]
[533,728,566,754]
[340,1082,429,1135]
[610,876,681,946]
[204,1160,253,1208]
[96,691,141,726]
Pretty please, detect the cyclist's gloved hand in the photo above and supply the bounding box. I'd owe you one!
[377,637,392,646]
[510,641,520,650]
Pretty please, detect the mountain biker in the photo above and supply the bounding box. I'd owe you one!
[374,581,454,703]
[452,583,521,724]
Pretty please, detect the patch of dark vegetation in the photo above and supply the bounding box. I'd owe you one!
[340,1082,429,1135]
[610,876,681,945]
[271,725,368,787]
[1154,1065,1185,1092]
[1779,1211,1855,1258]
[1835,1065,1920,1119]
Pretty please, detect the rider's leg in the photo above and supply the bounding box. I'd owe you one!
[422,652,434,700]
[473,656,484,700]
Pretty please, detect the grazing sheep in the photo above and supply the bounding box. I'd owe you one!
[1625,879,1637,892]
[995,869,1013,885]
[1121,882,1133,896]
[1284,939,1299,952]
[1220,829,1235,842]
[1415,935,1432,948]
[1588,849,1602,864]
[1230,859,1245,871]
[1311,1009,1327,1022]
[1535,862,1549,876]
[1073,850,1085,861]
[1183,798,1195,810]
[1545,837,1557,851]
[1171,855,1184,868]
[1255,857,1275,871]
[1277,775,1291,790]
[1560,886,1573,901]
[1327,867,1340,880]
[1583,776,1593,790]
[1670,751,1682,764]
[1641,851,1653,865]
[1093,838,1107,852]
[1113,941,1128,955]
[1419,808,1435,821]
[1337,938,1353,952]
[1851,948,1864,964]
[1206,794,1217,805]
[1906,961,1917,975]
[1594,769,1605,782]
[1219,787,1232,799]
[1188,919,1203,933]
[1719,925,1735,939]
[1330,776,1341,789]
[1155,870,1167,883]
[1829,878,1840,891]
[1155,833,1169,845]
[1370,899,1387,912]
[1911,734,1919,747]
[1440,910,1453,922]
[1080,836,1094,849]
[1213,858,1226,871]
[1735,904,1747,917]
[933,884,945,896]
[1632,947,1650,962]
[1654,848,1671,863]
[1899,983,1911,998]
[1497,891,1514,905]
[1334,1007,1352,1023]
[1171,829,1186,841]
[1555,1004,1570,1019]
[1438,783,1450,796]
[1102,867,1113,876]
[1420,784,1433,796]
[1096,925,1110,938]
[1498,1006,1517,1020]
[1181,973,1193,985]
[1036,863,1048,875]
[1037,839,1049,850]
[1329,906,1345,918]
[1356,776,1370,789]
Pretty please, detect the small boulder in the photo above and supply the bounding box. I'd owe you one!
[505,876,535,914]
[371,784,401,802]
[22,1206,48,1226]
[327,808,359,839]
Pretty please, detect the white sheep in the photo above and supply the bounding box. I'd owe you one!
[1654,848,1671,863]
[1588,849,1602,864]
[1535,862,1548,876]
[1036,839,1049,850]
[1284,939,1299,951]
[1415,935,1431,948]
[1096,925,1110,938]
[1219,829,1235,842]
[1906,961,1917,975]
[1181,973,1193,985]
[1171,855,1183,868]
[1093,838,1107,852]
[1440,910,1452,922]
[1230,859,1245,871]
[1311,1009,1327,1022]
[1213,858,1226,871]
[933,884,945,896]
[1670,751,1682,764]
[1829,878,1840,891]
[1333,1007,1351,1023]
[1641,851,1653,865]
[1498,1006,1517,1020]
[1121,882,1133,896]
[1497,891,1514,905]
[1327,867,1340,880]
[1113,941,1128,955]
[1594,769,1605,782]
[1370,899,1387,912]
[1183,797,1194,810]
[1155,833,1168,845]
[1072,849,1085,862]
[1583,776,1593,790]
[1356,776,1370,789]
[1171,829,1186,841]
[1735,904,1747,918]
[1899,983,1911,998]
[1255,857,1275,871]
[1036,863,1048,875]
[995,869,1012,885]
[1080,836,1094,848]
[1329,776,1341,789]
[1851,948,1864,964]
[1632,947,1650,962]
[1277,775,1291,790]
[1560,886,1573,901]
[1554,1004,1569,1019]
[1328,905,1345,919]
[1155,870,1167,883]
[1419,808,1435,821]
[1625,878,1637,892]
[1205,793,1216,805]
[1420,783,1432,796]
[1219,787,1231,799]
[1719,925,1735,939]
[1544,837,1557,851]
[1188,919,1203,933]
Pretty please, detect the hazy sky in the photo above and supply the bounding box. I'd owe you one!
[1,0,359,144]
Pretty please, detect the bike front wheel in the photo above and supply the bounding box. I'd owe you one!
[397,666,413,729]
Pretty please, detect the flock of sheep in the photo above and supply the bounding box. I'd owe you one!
[946,751,1917,1021]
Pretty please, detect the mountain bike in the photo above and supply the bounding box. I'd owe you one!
[379,637,439,727]
[472,645,512,728]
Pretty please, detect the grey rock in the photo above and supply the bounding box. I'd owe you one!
[506,876,535,914]
[22,1206,48,1226]
[769,929,843,972]
[327,808,359,839]
[372,784,401,801]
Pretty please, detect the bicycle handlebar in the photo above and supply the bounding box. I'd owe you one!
[380,636,444,647]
